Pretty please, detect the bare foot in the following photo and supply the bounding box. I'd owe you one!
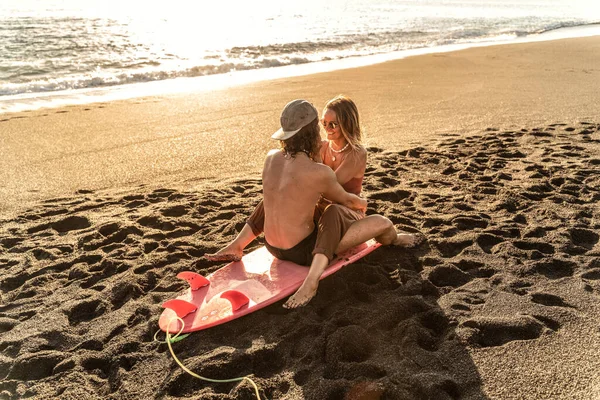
[283,281,319,309]
[204,245,243,262]
[393,232,426,248]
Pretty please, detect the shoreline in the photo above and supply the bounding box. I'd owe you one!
[2,24,600,115]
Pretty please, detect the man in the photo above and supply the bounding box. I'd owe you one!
[208,99,423,308]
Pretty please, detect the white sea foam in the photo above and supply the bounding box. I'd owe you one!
[1,0,599,113]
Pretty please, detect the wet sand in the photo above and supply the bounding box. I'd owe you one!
[1,36,599,399]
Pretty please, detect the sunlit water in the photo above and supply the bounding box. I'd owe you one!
[1,0,599,112]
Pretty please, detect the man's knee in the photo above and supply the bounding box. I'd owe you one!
[371,214,393,231]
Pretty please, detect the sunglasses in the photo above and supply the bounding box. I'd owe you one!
[321,120,339,130]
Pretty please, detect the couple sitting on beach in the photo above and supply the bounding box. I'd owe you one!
[207,96,424,308]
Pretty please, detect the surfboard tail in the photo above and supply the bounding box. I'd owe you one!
[177,271,210,290]
[220,290,250,310]
[162,299,197,318]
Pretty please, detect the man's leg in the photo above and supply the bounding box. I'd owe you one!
[204,223,257,261]
[283,253,329,309]
[205,201,265,261]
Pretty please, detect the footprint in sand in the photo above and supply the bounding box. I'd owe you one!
[369,188,412,202]
[65,299,107,326]
[81,225,143,251]
[137,215,176,231]
[452,215,489,230]
[459,314,557,347]
[434,238,472,258]
[425,264,472,288]
[160,205,189,217]
[581,269,600,281]
[530,292,575,308]
[6,352,65,381]
[80,356,112,379]
[569,228,599,250]
[529,258,577,279]
[0,317,19,334]
[0,340,22,359]
[109,281,144,311]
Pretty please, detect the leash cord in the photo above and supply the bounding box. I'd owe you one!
[155,317,263,399]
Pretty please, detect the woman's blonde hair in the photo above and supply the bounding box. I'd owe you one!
[324,95,362,150]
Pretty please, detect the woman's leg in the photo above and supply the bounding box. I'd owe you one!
[336,214,425,254]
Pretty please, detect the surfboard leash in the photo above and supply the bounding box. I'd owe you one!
[154,317,263,400]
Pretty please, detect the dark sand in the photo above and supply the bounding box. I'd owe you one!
[1,37,600,400]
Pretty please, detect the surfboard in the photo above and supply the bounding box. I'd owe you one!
[159,239,381,333]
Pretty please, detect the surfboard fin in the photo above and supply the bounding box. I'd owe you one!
[162,299,197,318]
[177,271,210,291]
[220,290,249,311]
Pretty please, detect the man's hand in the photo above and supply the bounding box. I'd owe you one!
[348,196,367,214]
[356,197,367,213]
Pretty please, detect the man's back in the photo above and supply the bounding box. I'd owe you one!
[262,149,325,249]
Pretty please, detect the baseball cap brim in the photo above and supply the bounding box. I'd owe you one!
[271,126,302,140]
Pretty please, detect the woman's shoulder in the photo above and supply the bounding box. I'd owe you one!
[350,144,367,161]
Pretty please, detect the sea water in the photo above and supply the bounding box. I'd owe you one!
[1,0,599,113]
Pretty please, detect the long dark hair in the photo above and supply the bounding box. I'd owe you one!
[280,118,321,160]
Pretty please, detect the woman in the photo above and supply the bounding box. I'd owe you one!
[316,95,367,212]
[206,95,421,262]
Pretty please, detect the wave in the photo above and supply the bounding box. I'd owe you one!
[0,58,313,96]
[530,20,600,35]
[1,20,598,97]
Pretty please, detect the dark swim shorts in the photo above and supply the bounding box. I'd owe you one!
[264,227,318,267]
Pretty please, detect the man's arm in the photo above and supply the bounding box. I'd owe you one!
[333,147,367,185]
[320,168,367,213]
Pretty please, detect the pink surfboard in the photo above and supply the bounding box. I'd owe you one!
[159,239,381,333]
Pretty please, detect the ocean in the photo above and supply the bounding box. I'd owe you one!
[1,0,599,113]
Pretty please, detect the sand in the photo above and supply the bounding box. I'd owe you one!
[1,36,599,400]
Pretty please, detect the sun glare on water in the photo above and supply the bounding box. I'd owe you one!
[10,0,324,52]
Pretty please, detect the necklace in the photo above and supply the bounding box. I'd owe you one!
[329,142,349,161]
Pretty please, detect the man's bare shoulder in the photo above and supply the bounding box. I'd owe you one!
[264,149,284,165]
[310,159,337,180]
[290,154,335,180]
[267,149,281,158]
